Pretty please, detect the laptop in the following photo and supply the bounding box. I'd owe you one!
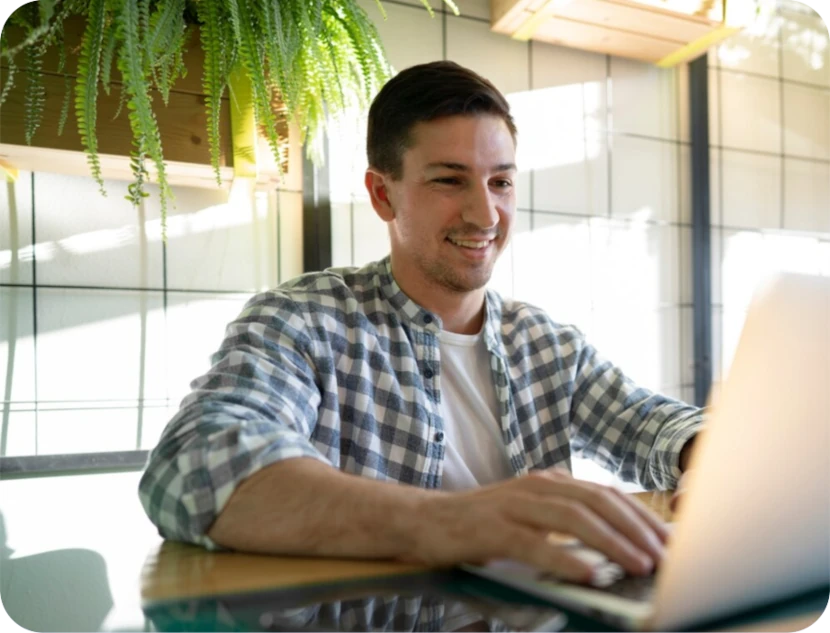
[464,273,830,631]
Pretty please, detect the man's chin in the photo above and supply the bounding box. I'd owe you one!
[438,270,492,294]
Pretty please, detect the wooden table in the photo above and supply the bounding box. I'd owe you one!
[139,492,824,631]
[140,492,673,603]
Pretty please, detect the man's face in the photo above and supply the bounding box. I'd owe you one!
[375,114,517,295]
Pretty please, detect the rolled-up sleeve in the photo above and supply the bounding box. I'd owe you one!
[568,338,704,491]
[138,294,332,548]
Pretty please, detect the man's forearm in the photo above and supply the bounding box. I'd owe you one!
[206,457,435,558]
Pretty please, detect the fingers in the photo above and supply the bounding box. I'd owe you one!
[501,525,595,584]
[623,492,671,543]
[505,494,654,576]
[525,473,668,560]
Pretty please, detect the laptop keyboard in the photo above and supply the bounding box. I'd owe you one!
[538,561,657,604]
[592,571,656,602]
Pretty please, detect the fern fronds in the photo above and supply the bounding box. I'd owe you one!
[2,5,53,61]
[138,0,152,58]
[126,151,151,205]
[310,0,324,34]
[318,14,347,114]
[236,0,283,170]
[37,0,56,25]
[372,1,387,20]
[197,0,227,184]
[225,0,243,49]
[146,0,188,104]
[336,1,390,106]
[58,74,72,136]
[115,0,172,225]
[100,19,118,95]
[0,63,15,106]
[55,26,66,73]
[266,0,300,118]
[74,0,108,194]
[439,0,460,15]
[113,82,128,120]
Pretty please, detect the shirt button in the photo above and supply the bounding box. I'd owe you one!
[423,314,433,324]
[434,431,444,442]
[424,368,434,379]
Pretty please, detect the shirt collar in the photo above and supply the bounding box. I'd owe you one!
[376,256,507,356]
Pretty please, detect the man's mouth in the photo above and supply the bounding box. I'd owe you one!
[446,236,495,249]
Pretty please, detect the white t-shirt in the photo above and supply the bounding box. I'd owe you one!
[438,328,515,491]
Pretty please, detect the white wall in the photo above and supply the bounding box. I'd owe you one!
[1,172,304,458]
[709,0,830,381]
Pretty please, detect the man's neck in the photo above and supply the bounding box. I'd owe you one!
[388,260,487,335]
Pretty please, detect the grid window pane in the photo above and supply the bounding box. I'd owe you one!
[34,173,164,289]
[0,171,34,285]
[164,292,251,405]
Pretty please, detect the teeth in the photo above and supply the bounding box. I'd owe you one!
[449,238,490,249]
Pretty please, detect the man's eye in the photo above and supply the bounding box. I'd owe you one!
[434,178,460,185]
[493,179,513,188]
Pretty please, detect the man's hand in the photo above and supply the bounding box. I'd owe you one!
[405,468,669,584]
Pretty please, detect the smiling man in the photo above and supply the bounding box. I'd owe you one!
[140,62,702,585]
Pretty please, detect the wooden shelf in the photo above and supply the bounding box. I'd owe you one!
[491,0,755,66]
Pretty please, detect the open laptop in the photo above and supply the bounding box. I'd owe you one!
[464,273,830,631]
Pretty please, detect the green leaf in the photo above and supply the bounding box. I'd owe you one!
[74,0,108,194]
[100,19,118,95]
[58,74,72,136]
[23,43,46,144]
[115,0,173,234]
[197,0,227,185]
[0,64,15,107]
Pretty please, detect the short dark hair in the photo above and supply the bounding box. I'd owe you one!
[367,61,517,179]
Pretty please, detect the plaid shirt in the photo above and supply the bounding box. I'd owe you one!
[139,256,702,549]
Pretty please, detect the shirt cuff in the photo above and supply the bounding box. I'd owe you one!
[648,418,703,490]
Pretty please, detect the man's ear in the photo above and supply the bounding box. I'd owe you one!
[365,169,395,222]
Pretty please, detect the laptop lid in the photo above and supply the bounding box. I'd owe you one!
[650,273,830,631]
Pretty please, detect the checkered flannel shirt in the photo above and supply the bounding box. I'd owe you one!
[139,256,702,549]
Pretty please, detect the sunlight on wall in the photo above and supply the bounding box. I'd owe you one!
[0,171,303,460]
[720,230,830,377]
[0,189,229,261]
[327,80,605,208]
[510,217,593,326]
[328,108,370,205]
[1,292,254,456]
[507,82,604,172]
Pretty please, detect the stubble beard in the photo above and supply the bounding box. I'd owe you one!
[423,256,495,294]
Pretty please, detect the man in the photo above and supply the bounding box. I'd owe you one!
[139,61,702,585]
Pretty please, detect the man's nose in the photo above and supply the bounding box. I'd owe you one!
[461,184,499,229]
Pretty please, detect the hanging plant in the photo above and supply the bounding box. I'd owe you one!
[0,0,458,235]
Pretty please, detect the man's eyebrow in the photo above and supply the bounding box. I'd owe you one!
[424,162,517,172]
